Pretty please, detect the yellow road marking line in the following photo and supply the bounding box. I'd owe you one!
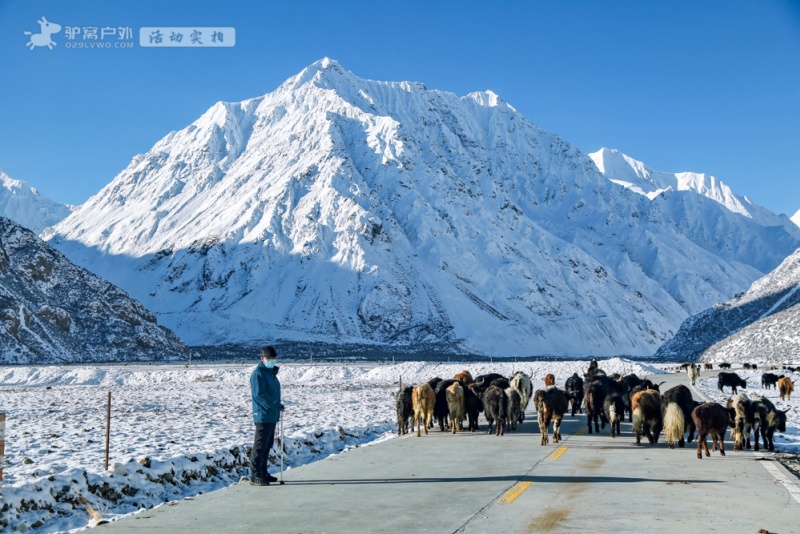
[548,445,568,461]
[575,427,587,435]
[499,481,533,504]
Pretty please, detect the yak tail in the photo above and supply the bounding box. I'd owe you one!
[609,402,618,424]
[632,405,644,434]
[752,406,762,432]
[663,402,685,446]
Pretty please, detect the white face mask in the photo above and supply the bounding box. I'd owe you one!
[263,359,276,369]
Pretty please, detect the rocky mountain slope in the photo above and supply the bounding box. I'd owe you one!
[1,217,187,363]
[44,59,800,356]
[1,169,71,233]
[655,246,800,364]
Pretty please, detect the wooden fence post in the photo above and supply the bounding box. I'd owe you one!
[0,412,5,496]
[105,392,111,471]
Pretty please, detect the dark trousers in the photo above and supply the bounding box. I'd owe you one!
[251,422,277,478]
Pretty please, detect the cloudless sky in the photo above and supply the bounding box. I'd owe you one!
[1,0,799,216]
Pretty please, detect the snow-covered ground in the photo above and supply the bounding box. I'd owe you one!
[0,358,663,532]
[695,367,800,453]
[8,359,800,533]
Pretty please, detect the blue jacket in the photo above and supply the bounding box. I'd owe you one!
[251,361,282,423]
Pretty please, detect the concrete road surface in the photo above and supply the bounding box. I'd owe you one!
[100,371,800,533]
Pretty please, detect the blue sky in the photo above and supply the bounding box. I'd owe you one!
[1,0,799,216]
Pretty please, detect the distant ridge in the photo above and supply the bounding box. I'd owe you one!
[0,169,71,234]
[589,148,798,231]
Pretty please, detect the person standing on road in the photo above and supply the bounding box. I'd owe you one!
[250,345,284,486]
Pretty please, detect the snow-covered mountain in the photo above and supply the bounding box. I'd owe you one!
[589,148,798,231]
[45,58,800,356]
[792,209,800,228]
[0,217,187,363]
[0,169,71,234]
[655,246,800,364]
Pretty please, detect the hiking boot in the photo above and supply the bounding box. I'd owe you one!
[249,477,269,486]
[265,474,278,482]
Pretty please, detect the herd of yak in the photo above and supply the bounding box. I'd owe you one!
[394,359,795,460]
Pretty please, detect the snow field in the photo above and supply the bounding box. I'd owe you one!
[694,367,800,452]
[0,358,661,532]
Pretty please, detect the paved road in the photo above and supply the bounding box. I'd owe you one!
[101,371,800,533]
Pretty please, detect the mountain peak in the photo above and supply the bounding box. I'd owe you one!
[2,168,29,192]
[589,148,649,178]
[47,62,800,356]
[465,90,503,107]
[287,57,352,90]
[0,169,71,234]
[317,57,340,69]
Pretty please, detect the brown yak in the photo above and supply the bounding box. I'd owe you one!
[412,382,435,437]
[535,386,568,446]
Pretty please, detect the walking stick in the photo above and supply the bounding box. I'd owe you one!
[279,415,285,485]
